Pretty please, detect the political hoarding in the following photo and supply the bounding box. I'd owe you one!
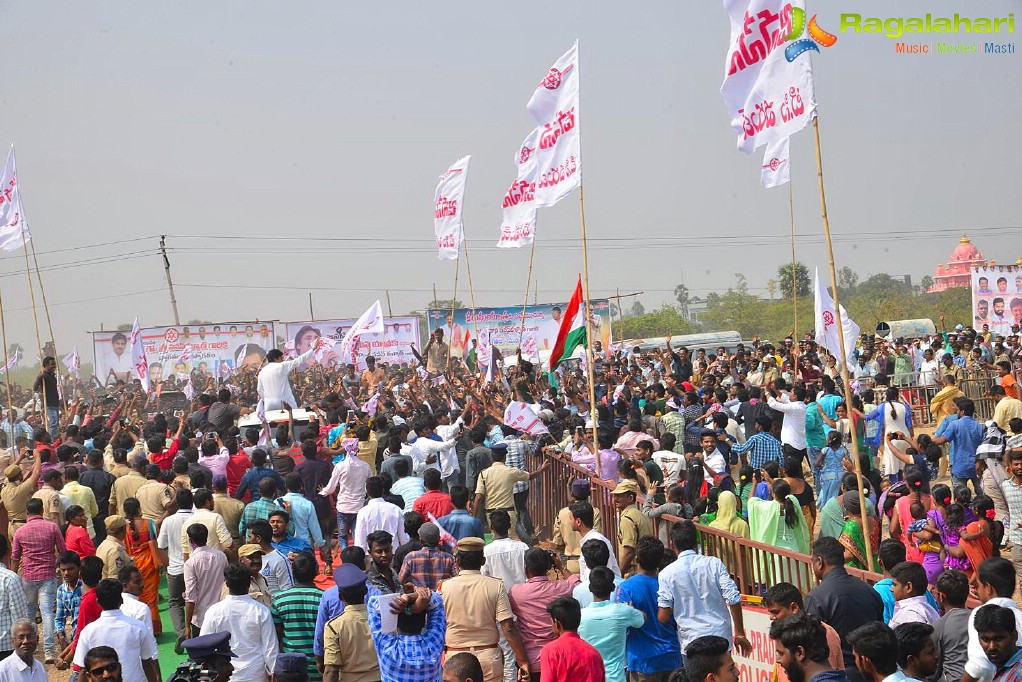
[971,265,1022,336]
[427,300,612,358]
[283,317,421,370]
[93,322,276,384]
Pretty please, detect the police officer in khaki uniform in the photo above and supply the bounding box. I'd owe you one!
[612,479,653,577]
[551,478,602,575]
[96,515,135,578]
[1,458,41,536]
[438,537,531,682]
[473,448,548,542]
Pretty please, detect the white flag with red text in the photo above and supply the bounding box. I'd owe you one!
[338,301,385,366]
[527,41,580,208]
[813,268,858,371]
[520,331,539,362]
[497,129,539,248]
[0,347,21,375]
[503,401,550,436]
[477,328,492,382]
[761,136,790,188]
[129,317,151,394]
[0,145,31,253]
[721,0,817,155]
[434,155,471,260]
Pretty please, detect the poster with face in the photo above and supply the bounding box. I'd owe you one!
[426,299,613,359]
[93,321,276,383]
[283,316,421,370]
[972,266,1022,335]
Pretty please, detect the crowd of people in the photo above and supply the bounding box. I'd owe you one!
[0,319,1020,682]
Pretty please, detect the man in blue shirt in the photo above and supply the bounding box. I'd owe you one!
[268,509,313,558]
[437,485,484,542]
[932,397,985,496]
[615,536,681,679]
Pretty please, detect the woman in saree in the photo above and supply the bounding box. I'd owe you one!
[960,495,999,583]
[122,497,163,634]
[838,490,881,572]
[709,490,749,538]
[748,479,810,585]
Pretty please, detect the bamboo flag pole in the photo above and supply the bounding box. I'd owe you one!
[28,239,66,413]
[812,117,874,572]
[461,238,481,354]
[578,184,601,479]
[19,230,48,425]
[789,182,798,343]
[447,254,461,364]
[0,288,15,433]
[517,238,537,346]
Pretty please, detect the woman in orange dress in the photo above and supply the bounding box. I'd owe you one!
[122,497,163,634]
[959,495,1000,583]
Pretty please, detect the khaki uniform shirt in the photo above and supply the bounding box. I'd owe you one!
[439,569,513,648]
[111,471,146,515]
[618,504,654,576]
[426,340,450,374]
[213,493,246,541]
[96,536,133,578]
[109,463,133,479]
[134,480,173,522]
[476,462,529,511]
[2,477,37,529]
[323,604,381,682]
[31,486,64,526]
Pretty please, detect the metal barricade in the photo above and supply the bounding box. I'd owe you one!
[527,448,884,596]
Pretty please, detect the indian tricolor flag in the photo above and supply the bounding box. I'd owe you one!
[549,276,586,370]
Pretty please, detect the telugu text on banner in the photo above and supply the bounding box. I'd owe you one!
[497,128,540,248]
[527,41,581,208]
[0,145,31,253]
[434,155,471,260]
[720,0,817,154]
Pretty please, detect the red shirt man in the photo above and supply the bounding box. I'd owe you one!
[412,469,454,521]
[540,596,605,682]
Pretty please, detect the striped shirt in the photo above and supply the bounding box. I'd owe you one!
[505,437,536,494]
[272,585,324,681]
[0,562,29,651]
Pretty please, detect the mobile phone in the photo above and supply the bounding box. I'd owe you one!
[576,426,584,434]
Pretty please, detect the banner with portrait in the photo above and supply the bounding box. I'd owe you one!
[92,322,276,385]
[971,265,1022,335]
[427,299,612,359]
[283,317,421,370]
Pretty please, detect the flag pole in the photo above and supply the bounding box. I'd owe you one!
[579,184,601,479]
[812,116,873,571]
[517,238,537,346]
[0,289,15,433]
[448,254,461,365]
[789,181,798,344]
[461,238,481,352]
[29,239,67,411]
[19,230,49,424]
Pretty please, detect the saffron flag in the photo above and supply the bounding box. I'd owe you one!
[813,268,859,371]
[338,301,385,366]
[0,145,31,253]
[761,136,790,188]
[527,41,581,208]
[129,317,151,394]
[434,155,471,260]
[549,276,586,371]
[497,129,540,248]
[720,0,817,154]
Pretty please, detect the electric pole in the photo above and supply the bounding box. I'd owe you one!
[159,235,181,325]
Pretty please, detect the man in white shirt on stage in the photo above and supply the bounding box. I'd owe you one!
[257,347,315,411]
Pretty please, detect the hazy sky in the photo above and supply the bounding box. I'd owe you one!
[0,0,1019,359]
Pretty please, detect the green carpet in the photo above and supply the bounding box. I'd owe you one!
[155,576,188,678]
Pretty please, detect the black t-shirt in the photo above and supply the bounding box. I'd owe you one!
[643,459,665,504]
[34,371,59,407]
